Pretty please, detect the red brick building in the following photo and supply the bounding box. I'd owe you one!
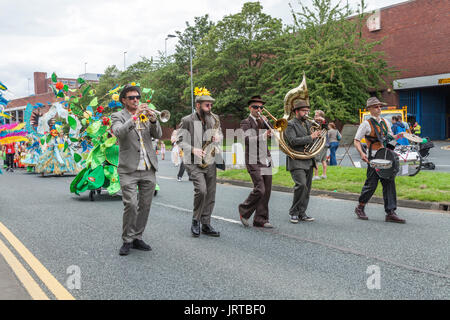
[362,0,450,139]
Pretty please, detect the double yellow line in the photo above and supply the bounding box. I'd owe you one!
[0,222,75,300]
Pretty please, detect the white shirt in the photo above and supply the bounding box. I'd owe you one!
[128,110,151,171]
[355,116,393,157]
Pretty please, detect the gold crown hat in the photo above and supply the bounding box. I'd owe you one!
[284,73,310,120]
[194,87,215,103]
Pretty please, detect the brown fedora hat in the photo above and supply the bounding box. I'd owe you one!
[248,95,265,106]
[366,97,387,108]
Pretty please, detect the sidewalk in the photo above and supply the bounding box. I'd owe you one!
[0,254,31,300]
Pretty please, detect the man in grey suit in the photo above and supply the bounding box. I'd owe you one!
[177,92,222,237]
[284,99,321,224]
[111,84,162,256]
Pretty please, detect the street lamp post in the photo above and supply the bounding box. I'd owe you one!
[124,51,127,71]
[189,41,194,114]
[84,62,87,75]
[165,34,176,58]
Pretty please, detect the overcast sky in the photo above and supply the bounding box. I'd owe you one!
[0,0,408,99]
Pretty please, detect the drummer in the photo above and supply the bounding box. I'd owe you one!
[353,97,406,224]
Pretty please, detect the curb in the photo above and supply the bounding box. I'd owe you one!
[217,178,450,212]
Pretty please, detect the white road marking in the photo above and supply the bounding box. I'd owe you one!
[153,201,241,224]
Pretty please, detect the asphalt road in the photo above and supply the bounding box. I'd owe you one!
[0,159,449,300]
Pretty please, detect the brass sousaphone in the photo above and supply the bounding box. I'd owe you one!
[264,74,327,160]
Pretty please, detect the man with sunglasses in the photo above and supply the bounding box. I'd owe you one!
[111,84,162,256]
[284,98,320,224]
[177,91,222,237]
[238,95,274,228]
[353,97,405,223]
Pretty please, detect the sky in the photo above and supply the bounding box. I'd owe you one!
[0,0,409,99]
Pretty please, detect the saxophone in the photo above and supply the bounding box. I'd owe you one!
[199,113,220,168]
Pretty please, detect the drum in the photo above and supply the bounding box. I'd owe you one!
[370,148,399,179]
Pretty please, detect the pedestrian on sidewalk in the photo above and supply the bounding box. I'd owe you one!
[111,84,162,256]
[327,122,341,166]
[312,110,328,180]
[4,142,15,172]
[160,140,166,160]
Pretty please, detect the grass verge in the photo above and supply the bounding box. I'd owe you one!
[218,166,450,203]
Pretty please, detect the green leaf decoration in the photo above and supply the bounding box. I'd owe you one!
[88,97,98,107]
[46,134,52,144]
[103,136,117,148]
[70,137,79,143]
[81,118,87,126]
[57,91,65,98]
[51,73,57,83]
[68,116,77,130]
[82,85,91,97]
[86,120,101,137]
[63,141,69,152]
[74,153,82,163]
[77,78,85,84]
[40,137,45,145]
[63,85,69,92]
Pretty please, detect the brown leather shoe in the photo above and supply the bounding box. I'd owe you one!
[385,211,406,224]
[355,205,368,220]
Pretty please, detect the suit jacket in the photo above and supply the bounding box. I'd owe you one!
[111,109,162,174]
[284,117,315,171]
[177,112,223,166]
[240,116,272,170]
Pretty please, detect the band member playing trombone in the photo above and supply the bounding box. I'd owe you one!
[111,84,162,256]
[284,99,318,224]
[238,96,274,228]
[177,88,222,238]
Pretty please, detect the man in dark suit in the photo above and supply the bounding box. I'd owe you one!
[111,84,162,256]
[177,91,223,237]
[238,95,274,228]
[284,99,321,223]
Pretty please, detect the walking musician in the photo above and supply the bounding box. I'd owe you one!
[238,95,274,229]
[354,97,406,224]
[177,87,223,237]
[111,84,162,256]
[284,79,319,224]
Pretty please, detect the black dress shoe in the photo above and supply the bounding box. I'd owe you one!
[191,219,200,237]
[201,224,220,237]
[119,242,133,256]
[132,239,152,251]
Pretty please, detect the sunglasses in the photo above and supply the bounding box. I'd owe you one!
[127,95,141,101]
[251,105,264,110]
[204,103,213,107]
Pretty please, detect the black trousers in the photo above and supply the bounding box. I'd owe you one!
[5,154,14,169]
[177,161,185,179]
[289,167,314,218]
[359,166,397,212]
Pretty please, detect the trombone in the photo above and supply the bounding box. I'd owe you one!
[258,108,288,132]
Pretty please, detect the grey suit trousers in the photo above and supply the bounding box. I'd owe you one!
[185,164,216,224]
[119,169,156,243]
[289,167,313,218]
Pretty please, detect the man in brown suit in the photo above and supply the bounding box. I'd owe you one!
[238,96,274,228]
[177,91,223,237]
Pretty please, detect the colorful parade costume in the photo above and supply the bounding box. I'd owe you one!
[35,133,81,175]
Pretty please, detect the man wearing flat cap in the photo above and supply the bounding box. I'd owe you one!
[354,96,406,223]
[238,95,274,228]
[111,84,162,256]
[177,89,223,237]
[284,98,321,224]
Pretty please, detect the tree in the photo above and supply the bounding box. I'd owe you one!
[264,0,397,123]
[194,2,284,119]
